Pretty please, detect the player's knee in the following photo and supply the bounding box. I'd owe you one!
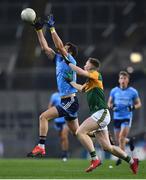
[39,113,47,122]
[76,128,89,140]
[76,127,86,135]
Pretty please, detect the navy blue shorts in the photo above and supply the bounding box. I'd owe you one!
[113,119,132,130]
[56,96,79,121]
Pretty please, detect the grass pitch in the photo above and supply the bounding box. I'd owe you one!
[0,158,145,179]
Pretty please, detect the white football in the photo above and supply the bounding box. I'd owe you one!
[21,8,36,22]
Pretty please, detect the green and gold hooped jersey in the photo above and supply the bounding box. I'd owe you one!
[82,70,108,113]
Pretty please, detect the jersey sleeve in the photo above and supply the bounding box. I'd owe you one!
[67,53,76,65]
[88,71,99,80]
[110,88,115,98]
[132,89,139,101]
[53,53,59,64]
[49,94,55,106]
[52,54,57,63]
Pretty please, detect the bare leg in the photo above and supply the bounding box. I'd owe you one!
[27,106,59,157]
[114,127,130,165]
[59,125,69,151]
[95,130,139,174]
[59,125,69,160]
[66,118,79,135]
[96,130,130,160]
[76,117,102,172]
[114,129,120,145]
[119,127,130,151]
[39,106,59,136]
[76,117,100,153]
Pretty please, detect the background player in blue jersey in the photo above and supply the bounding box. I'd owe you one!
[48,92,69,161]
[27,16,79,157]
[108,71,141,165]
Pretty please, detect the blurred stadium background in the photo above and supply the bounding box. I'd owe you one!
[0,0,146,160]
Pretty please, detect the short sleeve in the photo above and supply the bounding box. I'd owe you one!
[88,71,99,80]
[110,88,115,98]
[49,94,56,105]
[67,53,76,65]
[132,89,139,101]
[53,53,60,64]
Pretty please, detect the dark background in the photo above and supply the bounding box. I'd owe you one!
[0,0,145,158]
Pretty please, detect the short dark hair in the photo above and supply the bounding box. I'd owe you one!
[88,57,101,69]
[66,42,78,57]
[119,71,130,79]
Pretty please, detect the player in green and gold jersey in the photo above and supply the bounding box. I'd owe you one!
[64,57,139,174]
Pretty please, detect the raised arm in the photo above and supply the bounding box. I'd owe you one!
[64,73,85,92]
[33,19,55,60]
[70,82,84,92]
[63,56,89,77]
[45,14,68,57]
[69,63,89,77]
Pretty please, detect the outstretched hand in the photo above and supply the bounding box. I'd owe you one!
[32,18,44,31]
[46,14,55,28]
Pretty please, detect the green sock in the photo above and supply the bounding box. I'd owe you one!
[90,151,97,160]
[123,156,131,163]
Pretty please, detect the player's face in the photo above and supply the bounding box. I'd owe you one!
[84,60,94,71]
[64,45,70,52]
[119,75,129,88]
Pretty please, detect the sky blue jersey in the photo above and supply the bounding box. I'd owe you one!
[50,92,65,123]
[54,53,77,97]
[110,86,139,119]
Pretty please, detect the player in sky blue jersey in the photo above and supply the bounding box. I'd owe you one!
[55,52,77,96]
[27,16,79,157]
[108,71,141,165]
[48,92,69,161]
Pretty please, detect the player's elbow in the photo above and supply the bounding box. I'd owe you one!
[135,100,142,109]
[40,45,47,52]
[108,103,112,109]
[57,46,65,55]
[41,46,51,55]
[138,102,142,108]
[80,87,85,92]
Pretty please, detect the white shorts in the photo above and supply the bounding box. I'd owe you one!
[91,109,111,131]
